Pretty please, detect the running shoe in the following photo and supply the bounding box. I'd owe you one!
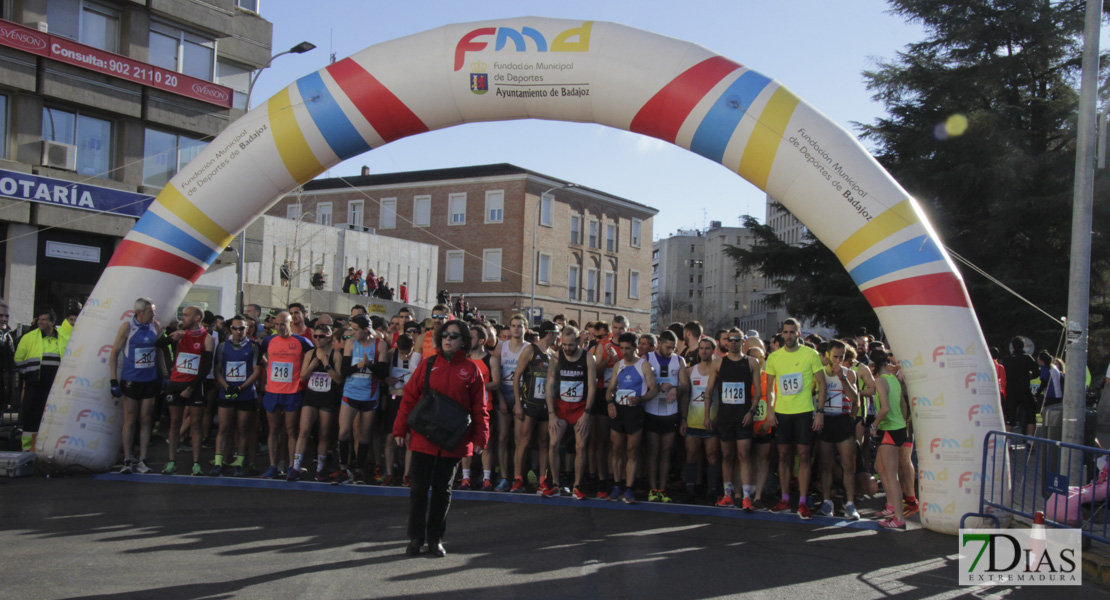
[315,470,329,483]
[876,504,896,519]
[751,497,766,511]
[330,470,349,485]
[741,497,754,513]
[286,468,300,482]
[233,466,245,478]
[509,478,526,493]
[119,460,133,475]
[277,461,288,476]
[542,484,559,498]
[482,479,494,492]
[573,486,587,501]
[135,460,152,474]
[380,475,393,487]
[596,488,610,500]
[818,499,834,517]
[902,501,920,517]
[191,462,202,477]
[622,488,636,504]
[209,464,223,477]
[494,478,511,492]
[658,491,673,503]
[402,475,411,487]
[648,490,660,503]
[844,502,861,521]
[260,465,280,479]
[526,470,539,486]
[536,479,551,496]
[608,485,622,501]
[715,495,735,508]
[878,517,906,529]
[459,478,472,490]
[769,499,791,513]
[353,469,366,484]
[161,461,176,475]
[797,503,812,520]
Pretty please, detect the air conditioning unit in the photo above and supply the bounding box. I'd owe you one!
[42,141,77,171]
[364,227,375,235]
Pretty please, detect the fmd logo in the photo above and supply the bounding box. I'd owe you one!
[64,345,83,358]
[45,403,70,416]
[85,297,113,309]
[54,435,100,450]
[454,21,594,71]
[98,345,113,363]
[934,345,971,361]
[62,376,106,393]
[930,435,975,457]
[919,467,948,481]
[959,471,982,491]
[119,310,134,321]
[75,409,117,427]
[965,372,992,388]
[969,403,996,425]
[923,500,957,514]
[913,393,946,408]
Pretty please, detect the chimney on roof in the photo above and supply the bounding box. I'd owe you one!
[361,166,370,176]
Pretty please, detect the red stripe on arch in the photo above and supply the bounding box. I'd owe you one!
[326,58,428,144]
[862,272,971,309]
[107,240,206,282]
[630,56,741,143]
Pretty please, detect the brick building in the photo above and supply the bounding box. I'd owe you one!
[265,164,657,328]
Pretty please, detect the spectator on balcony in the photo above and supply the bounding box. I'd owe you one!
[280,260,291,287]
[366,269,379,295]
[399,282,409,304]
[311,267,326,291]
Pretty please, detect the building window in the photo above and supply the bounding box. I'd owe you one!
[43,107,112,178]
[218,60,251,110]
[538,253,551,285]
[0,94,7,160]
[629,270,640,299]
[316,202,332,226]
[286,204,301,220]
[631,219,643,248]
[413,195,431,227]
[586,268,597,303]
[568,265,580,301]
[448,192,467,225]
[445,250,464,282]
[570,215,581,245]
[606,223,616,252]
[142,128,206,187]
[48,0,120,53]
[604,272,615,306]
[348,200,364,227]
[588,220,599,248]
[483,249,502,282]
[540,193,553,227]
[689,290,693,298]
[235,0,260,13]
[149,20,216,81]
[734,301,740,310]
[485,190,504,223]
[380,198,397,229]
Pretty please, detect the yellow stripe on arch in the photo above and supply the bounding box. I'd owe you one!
[268,87,327,184]
[834,199,919,266]
[155,184,233,248]
[736,86,800,190]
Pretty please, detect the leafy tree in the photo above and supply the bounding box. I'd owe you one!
[724,209,880,335]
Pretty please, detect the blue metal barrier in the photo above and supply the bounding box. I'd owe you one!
[970,430,1110,544]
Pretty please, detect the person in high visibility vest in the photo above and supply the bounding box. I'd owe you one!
[14,308,66,451]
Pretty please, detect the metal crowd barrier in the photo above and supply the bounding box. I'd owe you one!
[961,430,1109,546]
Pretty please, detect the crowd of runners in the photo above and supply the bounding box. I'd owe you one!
[99,297,938,529]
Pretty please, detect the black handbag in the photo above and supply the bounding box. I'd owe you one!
[406,356,472,451]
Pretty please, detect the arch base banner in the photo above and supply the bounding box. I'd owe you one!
[36,18,1006,535]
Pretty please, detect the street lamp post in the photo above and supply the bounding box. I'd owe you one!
[531,183,574,326]
[237,41,316,314]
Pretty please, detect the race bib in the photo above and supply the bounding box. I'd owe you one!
[533,376,547,400]
[560,380,584,403]
[225,360,247,383]
[780,372,804,395]
[270,361,294,383]
[390,367,413,388]
[657,375,675,388]
[753,398,768,421]
[603,367,613,385]
[134,348,156,370]
[174,352,200,376]
[308,372,331,392]
[721,381,746,405]
[615,389,634,406]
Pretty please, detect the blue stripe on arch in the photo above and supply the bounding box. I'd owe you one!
[295,71,372,160]
[131,211,219,265]
[848,235,945,286]
[689,70,773,163]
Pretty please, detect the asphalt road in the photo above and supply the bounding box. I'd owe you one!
[0,474,1100,599]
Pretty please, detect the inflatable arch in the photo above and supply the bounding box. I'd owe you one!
[37,18,1005,534]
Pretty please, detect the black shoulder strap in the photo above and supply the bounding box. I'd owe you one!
[423,354,436,388]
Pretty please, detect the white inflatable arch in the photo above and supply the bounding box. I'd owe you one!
[37,18,1004,534]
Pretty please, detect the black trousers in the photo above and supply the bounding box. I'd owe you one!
[21,385,50,432]
[408,450,460,544]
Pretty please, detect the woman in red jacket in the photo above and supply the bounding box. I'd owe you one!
[394,319,489,558]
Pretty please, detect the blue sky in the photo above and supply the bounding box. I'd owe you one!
[248,1,998,238]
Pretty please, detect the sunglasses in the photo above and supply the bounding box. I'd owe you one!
[230,326,246,331]
[343,335,353,340]
[432,315,449,320]
[313,334,329,339]
[442,332,463,340]
[405,330,421,335]
[728,337,743,342]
